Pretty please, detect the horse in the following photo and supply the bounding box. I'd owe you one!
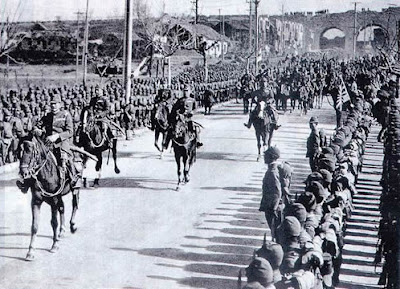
[76,116,120,187]
[153,102,170,158]
[251,101,277,161]
[171,114,197,190]
[203,89,215,115]
[18,135,80,261]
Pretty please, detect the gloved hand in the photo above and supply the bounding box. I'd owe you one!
[47,134,60,143]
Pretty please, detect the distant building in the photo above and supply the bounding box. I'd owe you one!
[170,23,230,58]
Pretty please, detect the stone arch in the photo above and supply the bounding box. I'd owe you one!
[319,27,346,50]
[356,24,388,51]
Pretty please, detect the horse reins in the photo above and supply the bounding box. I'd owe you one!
[22,141,67,198]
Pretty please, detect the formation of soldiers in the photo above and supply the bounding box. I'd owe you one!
[241,90,372,288]
[0,63,243,166]
[239,54,400,288]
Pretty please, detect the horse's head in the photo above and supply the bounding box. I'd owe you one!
[19,136,47,180]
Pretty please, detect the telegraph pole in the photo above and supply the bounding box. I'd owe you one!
[222,14,225,61]
[123,0,133,102]
[248,0,252,55]
[254,0,260,75]
[74,11,84,83]
[83,0,90,86]
[352,2,360,58]
[281,4,285,53]
[192,0,199,24]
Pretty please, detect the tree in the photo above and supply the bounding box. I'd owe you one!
[135,0,190,80]
[0,0,25,60]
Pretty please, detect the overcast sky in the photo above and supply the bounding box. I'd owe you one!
[1,0,395,22]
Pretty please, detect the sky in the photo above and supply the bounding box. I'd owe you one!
[1,0,396,22]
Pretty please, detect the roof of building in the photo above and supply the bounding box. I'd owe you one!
[175,23,230,42]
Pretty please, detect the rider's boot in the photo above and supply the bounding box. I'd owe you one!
[16,179,29,194]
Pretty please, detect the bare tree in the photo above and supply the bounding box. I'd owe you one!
[0,0,25,59]
[135,0,191,78]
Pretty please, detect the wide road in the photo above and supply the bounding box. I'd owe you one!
[0,100,381,289]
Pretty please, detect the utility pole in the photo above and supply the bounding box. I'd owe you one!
[254,0,260,75]
[123,0,133,102]
[248,0,252,55]
[74,11,84,83]
[192,0,199,24]
[352,2,360,58]
[363,9,366,50]
[83,0,90,87]
[219,9,222,59]
[222,14,225,61]
[281,4,285,54]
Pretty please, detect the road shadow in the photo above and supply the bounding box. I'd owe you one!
[91,177,176,190]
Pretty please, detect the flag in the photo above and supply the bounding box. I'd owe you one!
[336,75,351,110]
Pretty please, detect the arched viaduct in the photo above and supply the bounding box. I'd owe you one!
[278,7,400,54]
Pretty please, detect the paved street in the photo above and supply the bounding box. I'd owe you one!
[0,100,383,289]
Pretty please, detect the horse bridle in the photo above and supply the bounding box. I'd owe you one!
[20,140,66,198]
[20,140,45,179]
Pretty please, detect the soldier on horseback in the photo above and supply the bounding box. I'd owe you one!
[164,85,203,149]
[243,78,279,130]
[16,95,81,193]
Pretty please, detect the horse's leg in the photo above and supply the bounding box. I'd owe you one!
[93,152,102,188]
[255,129,262,162]
[261,127,267,152]
[50,204,60,253]
[160,131,166,159]
[154,129,161,152]
[57,197,66,239]
[268,129,274,148]
[174,150,182,188]
[183,154,190,183]
[70,190,79,233]
[112,138,120,174]
[26,199,42,261]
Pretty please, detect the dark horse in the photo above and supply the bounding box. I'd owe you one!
[172,115,197,190]
[153,102,170,158]
[76,117,120,187]
[252,101,276,161]
[19,135,80,261]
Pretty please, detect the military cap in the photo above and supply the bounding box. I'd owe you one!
[319,169,332,184]
[308,181,329,203]
[304,172,323,184]
[282,216,302,237]
[309,116,318,124]
[50,94,62,103]
[246,257,274,286]
[256,242,284,270]
[297,192,317,212]
[285,203,307,226]
[265,146,280,159]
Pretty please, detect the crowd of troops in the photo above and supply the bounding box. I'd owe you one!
[0,63,241,166]
[241,54,400,289]
[1,51,400,287]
